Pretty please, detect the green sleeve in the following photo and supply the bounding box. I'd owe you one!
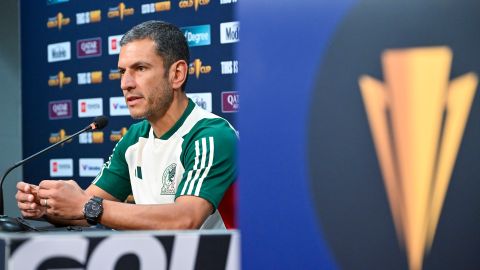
[92,130,133,201]
[176,118,238,210]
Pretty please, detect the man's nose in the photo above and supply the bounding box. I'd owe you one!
[121,71,136,91]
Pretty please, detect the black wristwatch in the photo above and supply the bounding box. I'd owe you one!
[83,196,104,225]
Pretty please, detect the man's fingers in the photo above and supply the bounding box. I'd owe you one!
[38,180,58,189]
[15,192,34,203]
[17,201,37,211]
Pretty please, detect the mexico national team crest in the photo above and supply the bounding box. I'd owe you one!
[161,163,177,195]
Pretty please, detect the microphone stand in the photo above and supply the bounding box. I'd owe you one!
[0,124,93,216]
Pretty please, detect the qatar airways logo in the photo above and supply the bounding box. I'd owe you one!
[79,158,104,177]
[49,100,72,120]
[221,91,239,113]
[109,97,129,116]
[50,159,73,177]
[78,98,103,118]
[77,37,102,58]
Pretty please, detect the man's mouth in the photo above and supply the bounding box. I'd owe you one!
[126,96,143,105]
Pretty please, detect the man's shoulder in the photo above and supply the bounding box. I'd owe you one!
[119,120,151,146]
[183,115,238,144]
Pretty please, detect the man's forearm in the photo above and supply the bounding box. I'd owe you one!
[99,197,212,230]
[44,215,89,227]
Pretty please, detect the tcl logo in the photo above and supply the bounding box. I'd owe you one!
[52,162,58,172]
[81,102,86,113]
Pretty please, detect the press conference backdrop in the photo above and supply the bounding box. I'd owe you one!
[20,0,239,188]
[239,0,480,270]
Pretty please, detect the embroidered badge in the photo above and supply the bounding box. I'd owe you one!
[161,163,177,195]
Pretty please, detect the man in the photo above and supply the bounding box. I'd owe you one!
[15,21,237,229]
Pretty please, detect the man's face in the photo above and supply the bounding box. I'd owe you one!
[118,39,173,120]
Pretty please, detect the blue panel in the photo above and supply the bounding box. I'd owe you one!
[238,1,355,269]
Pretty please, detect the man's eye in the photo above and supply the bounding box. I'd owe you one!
[138,66,146,71]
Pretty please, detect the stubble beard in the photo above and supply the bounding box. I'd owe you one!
[130,80,174,121]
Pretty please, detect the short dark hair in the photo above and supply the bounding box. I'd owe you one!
[120,20,190,90]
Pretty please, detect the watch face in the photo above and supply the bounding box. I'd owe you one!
[85,200,102,218]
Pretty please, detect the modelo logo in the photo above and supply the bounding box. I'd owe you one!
[49,100,72,120]
[181,25,211,47]
[220,21,239,44]
[221,91,239,113]
[108,34,123,55]
[78,98,103,118]
[77,37,102,58]
[47,41,71,62]
[79,158,104,177]
[49,159,73,177]
[109,96,129,116]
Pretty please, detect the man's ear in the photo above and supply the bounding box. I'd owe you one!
[169,60,188,90]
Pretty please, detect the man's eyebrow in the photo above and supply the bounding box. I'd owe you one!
[118,61,152,71]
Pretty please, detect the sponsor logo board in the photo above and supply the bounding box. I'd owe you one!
[50,159,73,177]
[109,96,129,116]
[47,12,70,30]
[181,25,211,47]
[48,71,72,88]
[49,100,72,120]
[78,98,103,118]
[76,10,101,25]
[110,128,128,142]
[189,59,212,78]
[79,132,104,144]
[77,71,102,84]
[77,37,102,58]
[221,60,238,74]
[108,34,123,55]
[79,158,104,177]
[108,2,135,20]
[221,91,239,113]
[47,41,71,62]
[187,92,212,112]
[141,1,171,14]
[220,21,239,44]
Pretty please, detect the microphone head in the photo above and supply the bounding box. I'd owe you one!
[92,116,109,130]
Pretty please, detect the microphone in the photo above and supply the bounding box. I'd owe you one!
[0,115,109,216]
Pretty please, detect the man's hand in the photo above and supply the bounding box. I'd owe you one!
[15,182,46,218]
[37,180,90,220]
